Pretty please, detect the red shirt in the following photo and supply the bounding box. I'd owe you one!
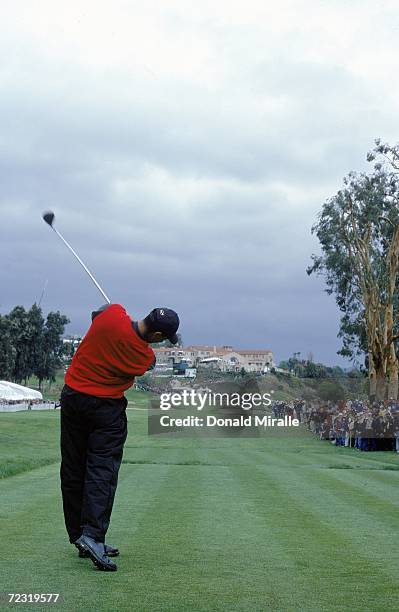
[65,304,154,398]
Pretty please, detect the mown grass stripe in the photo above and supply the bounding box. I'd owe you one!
[227,461,399,610]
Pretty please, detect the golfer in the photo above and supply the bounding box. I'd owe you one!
[60,303,179,571]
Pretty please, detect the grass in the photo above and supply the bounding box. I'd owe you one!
[0,402,399,611]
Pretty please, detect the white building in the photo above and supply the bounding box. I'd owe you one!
[153,345,274,373]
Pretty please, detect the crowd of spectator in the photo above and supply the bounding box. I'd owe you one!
[272,399,399,452]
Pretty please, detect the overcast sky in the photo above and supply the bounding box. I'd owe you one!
[1,0,399,366]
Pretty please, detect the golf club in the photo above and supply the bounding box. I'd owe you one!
[42,211,111,304]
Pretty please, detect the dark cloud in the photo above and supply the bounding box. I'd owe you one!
[1,1,398,367]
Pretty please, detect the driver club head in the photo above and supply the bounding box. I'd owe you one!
[41,208,112,304]
[42,211,55,227]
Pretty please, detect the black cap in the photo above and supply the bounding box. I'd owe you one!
[145,308,180,344]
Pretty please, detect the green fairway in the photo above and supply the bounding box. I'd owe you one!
[1,398,399,611]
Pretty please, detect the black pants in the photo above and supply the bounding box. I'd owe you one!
[60,384,128,543]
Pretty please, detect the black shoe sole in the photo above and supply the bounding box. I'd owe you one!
[79,549,119,559]
[76,540,117,571]
[89,553,117,572]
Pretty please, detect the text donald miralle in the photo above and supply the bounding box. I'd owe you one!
[147,391,300,436]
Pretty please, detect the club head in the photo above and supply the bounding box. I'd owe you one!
[42,211,55,227]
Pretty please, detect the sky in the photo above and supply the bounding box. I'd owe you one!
[1,0,399,366]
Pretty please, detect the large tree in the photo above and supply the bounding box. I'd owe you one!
[7,306,32,384]
[0,315,16,380]
[26,303,45,384]
[0,304,69,388]
[33,311,70,388]
[308,140,399,400]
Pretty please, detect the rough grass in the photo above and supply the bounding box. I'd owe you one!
[0,407,398,611]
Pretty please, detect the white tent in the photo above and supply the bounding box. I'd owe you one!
[0,381,43,401]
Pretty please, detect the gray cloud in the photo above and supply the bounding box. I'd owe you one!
[1,0,398,366]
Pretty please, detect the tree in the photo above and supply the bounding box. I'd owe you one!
[26,304,45,384]
[35,311,69,387]
[63,340,77,363]
[318,380,346,402]
[0,315,16,380]
[0,304,69,389]
[308,140,399,400]
[303,360,327,379]
[7,306,31,383]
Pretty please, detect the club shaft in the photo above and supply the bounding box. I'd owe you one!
[53,227,111,304]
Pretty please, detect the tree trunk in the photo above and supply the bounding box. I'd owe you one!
[369,346,387,401]
[375,368,387,401]
[384,227,399,399]
[368,351,377,400]
[386,347,399,399]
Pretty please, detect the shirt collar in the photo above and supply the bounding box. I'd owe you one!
[132,320,146,341]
